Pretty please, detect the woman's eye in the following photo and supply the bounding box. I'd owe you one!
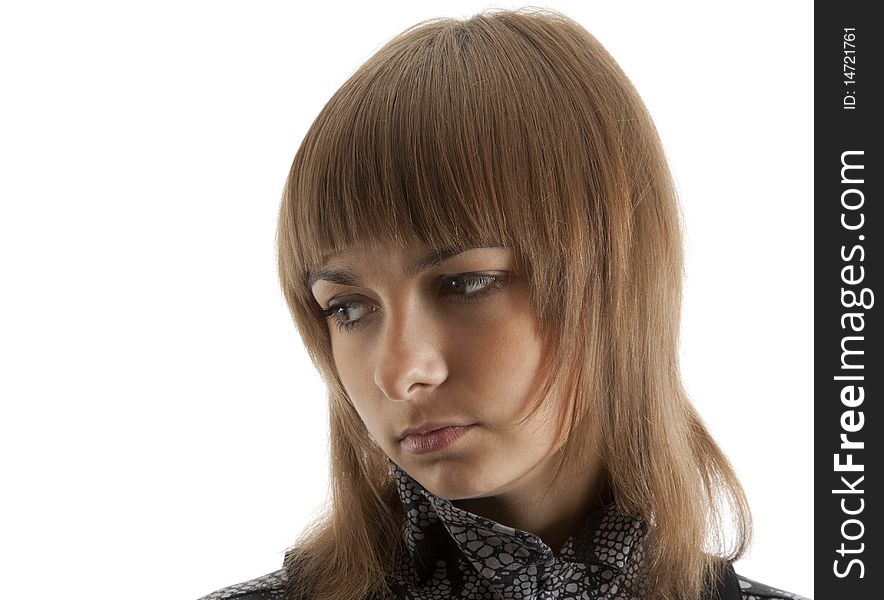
[319,301,371,332]
[441,273,507,303]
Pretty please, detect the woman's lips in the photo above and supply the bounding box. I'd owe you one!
[400,424,475,454]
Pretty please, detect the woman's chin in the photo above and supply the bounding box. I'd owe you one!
[403,460,502,501]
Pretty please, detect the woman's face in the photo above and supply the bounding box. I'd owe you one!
[309,242,567,500]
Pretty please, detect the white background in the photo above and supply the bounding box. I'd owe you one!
[0,1,813,599]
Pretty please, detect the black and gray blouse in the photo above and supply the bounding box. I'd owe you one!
[199,466,808,600]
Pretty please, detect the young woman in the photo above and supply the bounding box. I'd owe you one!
[201,8,807,600]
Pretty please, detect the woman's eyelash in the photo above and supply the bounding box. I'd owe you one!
[441,274,504,303]
[318,273,509,333]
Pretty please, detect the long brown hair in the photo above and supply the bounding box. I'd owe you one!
[276,8,751,600]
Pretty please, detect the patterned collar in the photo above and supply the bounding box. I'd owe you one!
[392,464,650,598]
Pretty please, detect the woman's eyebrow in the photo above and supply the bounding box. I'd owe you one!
[307,245,501,288]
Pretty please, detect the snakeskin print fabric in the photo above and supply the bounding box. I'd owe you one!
[198,465,809,600]
[199,569,286,600]
[736,577,810,600]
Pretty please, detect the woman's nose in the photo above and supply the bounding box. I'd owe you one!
[372,304,448,402]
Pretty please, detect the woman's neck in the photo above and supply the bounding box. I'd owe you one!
[452,448,607,553]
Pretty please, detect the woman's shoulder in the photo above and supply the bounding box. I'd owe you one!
[197,569,288,600]
[733,573,811,600]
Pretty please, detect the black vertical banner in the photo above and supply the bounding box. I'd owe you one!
[815,2,882,598]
